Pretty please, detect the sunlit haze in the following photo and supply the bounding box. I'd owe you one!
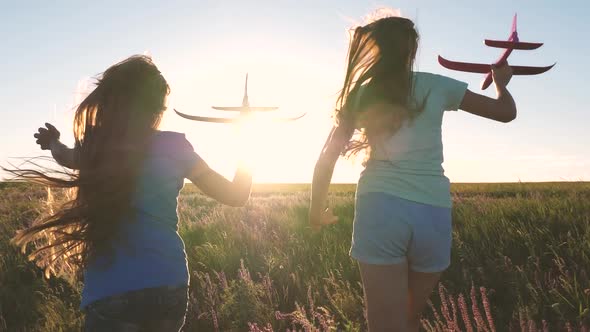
[1,1,588,183]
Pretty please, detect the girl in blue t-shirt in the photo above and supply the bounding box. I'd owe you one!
[9,55,252,331]
[309,15,517,331]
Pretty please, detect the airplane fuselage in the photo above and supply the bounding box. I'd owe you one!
[482,31,519,89]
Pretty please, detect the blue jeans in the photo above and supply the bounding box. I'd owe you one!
[84,285,188,332]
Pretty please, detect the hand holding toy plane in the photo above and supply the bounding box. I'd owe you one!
[438,14,555,90]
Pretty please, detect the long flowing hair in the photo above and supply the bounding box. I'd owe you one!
[335,13,420,158]
[6,55,169,277]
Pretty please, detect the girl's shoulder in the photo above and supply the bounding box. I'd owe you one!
[153,130,189,142]
[149,131,201,168]
[412,72,468,112]
[413,72,467,94]
[151,131,194,153]
[153,130,186,139]
[412,71,450,85]
[412,71,466,88]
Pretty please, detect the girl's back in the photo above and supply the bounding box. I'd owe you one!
[359,72,467,208]
[82,131,199,308]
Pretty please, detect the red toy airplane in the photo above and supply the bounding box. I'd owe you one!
[438,14,555,90]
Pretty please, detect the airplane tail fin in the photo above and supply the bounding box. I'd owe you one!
[242,73,249,107]
[511,13,517,34]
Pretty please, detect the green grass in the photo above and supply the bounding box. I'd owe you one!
[1,182,589,331]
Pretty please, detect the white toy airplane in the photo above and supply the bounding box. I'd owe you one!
[174,74,305,123]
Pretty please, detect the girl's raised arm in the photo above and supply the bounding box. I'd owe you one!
[49,141,79,169]
[459,64,517,123]
[309,123,353,229]
[35,123,79,169]
[187,159,252,207]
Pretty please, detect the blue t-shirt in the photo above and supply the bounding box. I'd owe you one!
[81,131,201,308]
[357,72,468,208]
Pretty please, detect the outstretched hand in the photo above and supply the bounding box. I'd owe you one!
[34,123,60,150]
[309,207,338,231]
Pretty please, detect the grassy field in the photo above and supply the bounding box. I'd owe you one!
[1,182,589,331]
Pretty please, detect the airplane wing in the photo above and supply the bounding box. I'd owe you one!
[484,40,543,50]
[247,107,279,112]
[480,63,555,89]
[174,109,239,123]
[512,64,556,75]
[272,113,307,122]
[175,109,305,123]
[212,106,279,112]
[440,56,555,75]
[211,107,244,112]
[251,113,308,123]
[438,56,491,73]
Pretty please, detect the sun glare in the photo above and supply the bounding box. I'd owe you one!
[234,115,298,179]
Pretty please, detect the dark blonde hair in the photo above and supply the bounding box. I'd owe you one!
[335,15,420,157]
[8,55,170,276]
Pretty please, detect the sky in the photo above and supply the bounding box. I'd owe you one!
[1,1,588,183]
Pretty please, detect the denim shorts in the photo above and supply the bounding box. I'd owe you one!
[84,285,188,332]
[350,192,452,272]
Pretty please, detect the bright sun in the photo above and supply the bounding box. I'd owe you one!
[234,115,297,177]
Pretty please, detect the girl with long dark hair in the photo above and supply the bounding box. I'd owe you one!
[8,55,252,331]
